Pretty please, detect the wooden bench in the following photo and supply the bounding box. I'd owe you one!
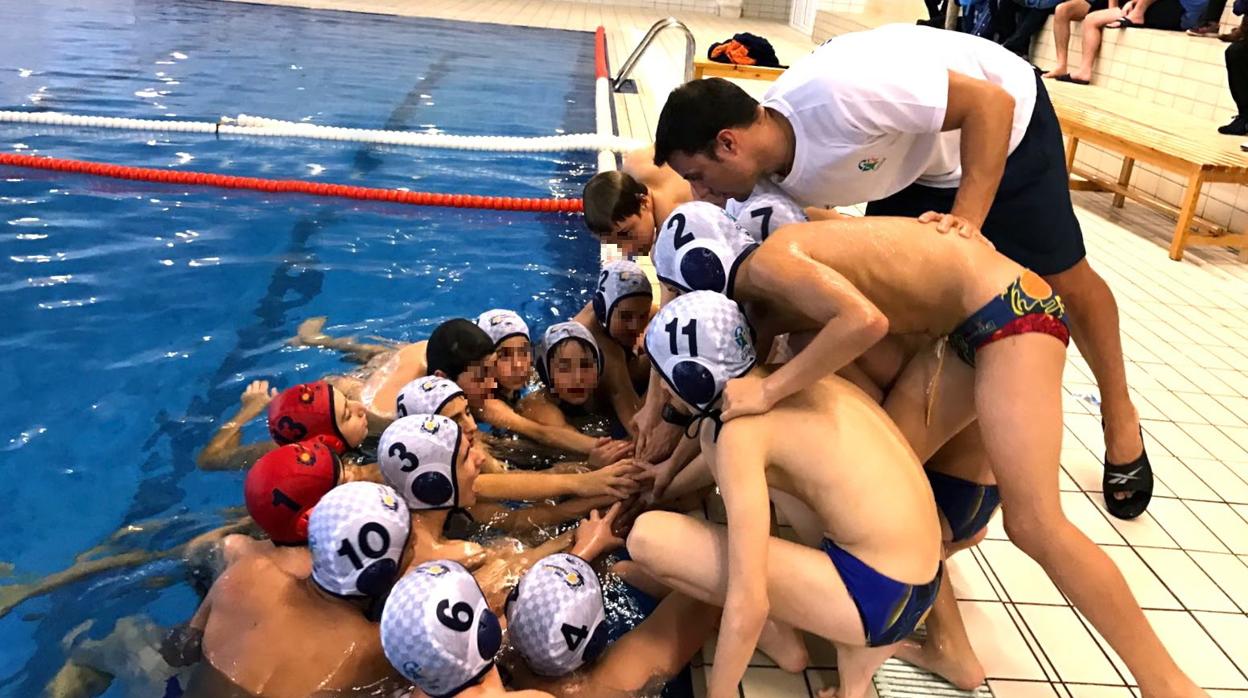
[1048,81,1248,260]
[692,59,785,82]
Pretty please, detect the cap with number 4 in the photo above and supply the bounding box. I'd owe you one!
[505,553,608,677]
[653,201,757,298]
[381,560,503,697]
[643,291,756,415]
[307,481,410,598]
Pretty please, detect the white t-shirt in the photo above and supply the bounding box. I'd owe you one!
[762,23,1038,208]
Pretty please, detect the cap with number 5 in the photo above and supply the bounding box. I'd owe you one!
[643,291,756,415]
[307,481,410,598]
[652,201,757,298]
[381,560,503,697]
[505,553,608,677]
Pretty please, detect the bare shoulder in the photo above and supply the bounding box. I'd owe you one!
[517,390,561,421]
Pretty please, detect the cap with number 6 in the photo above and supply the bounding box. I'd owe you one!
[505,553,608,677]
[381,560,503,697]
[307,481,410,598]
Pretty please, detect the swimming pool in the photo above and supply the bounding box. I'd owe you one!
[0,0,600,691]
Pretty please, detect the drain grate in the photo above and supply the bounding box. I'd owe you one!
[873,659,994,698]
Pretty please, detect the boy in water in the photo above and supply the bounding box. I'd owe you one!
[175,481,412,697]
[649,202,1204,698]
[574,259,655,394]
[627,292,942,698]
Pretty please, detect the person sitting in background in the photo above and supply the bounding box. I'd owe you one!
[1186,0,1246,36]
[1219,12,1248,132]
[995,0,1060,58]
[1045,0,1207,84]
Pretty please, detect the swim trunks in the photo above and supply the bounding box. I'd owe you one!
[821,539,942,647]
[948,271,1069,366]
[926,471,1001,543]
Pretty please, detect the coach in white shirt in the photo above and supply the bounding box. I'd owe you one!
[651,23,1203,698]
[653,24,1152,518]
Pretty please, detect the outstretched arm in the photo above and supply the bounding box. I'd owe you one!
[723,243,888,420]
[197,380,279,471]
[486,396,601,454]
[706,425,772,698]
[469,496,618,534]
[475,460,647,502]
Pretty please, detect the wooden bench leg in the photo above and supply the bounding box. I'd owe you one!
[1065,136,1080,176]
[1113,157,1134,209]
[1168,170,1205,261]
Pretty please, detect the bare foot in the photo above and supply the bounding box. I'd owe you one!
[1042,67,1068,78]
[757,619,809,673]
[893,638,986,691]
[290,316,329,347]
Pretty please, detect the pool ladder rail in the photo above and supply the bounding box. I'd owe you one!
[612,17,695,92]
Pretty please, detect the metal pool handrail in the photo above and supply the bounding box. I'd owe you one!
[612,17,695,92]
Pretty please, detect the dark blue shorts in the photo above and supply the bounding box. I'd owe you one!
[866,71,1087,276]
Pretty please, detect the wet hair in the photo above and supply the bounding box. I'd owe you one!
[654,78,760,167]
[427,319,495,379]
[582,171,649,235]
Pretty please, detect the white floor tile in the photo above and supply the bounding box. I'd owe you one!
[1016,605,1124,685]
[1186,501,1248,555]
[1152,456,1220,501]
[1193,611,1248,679]
[1144,610,1248,689]
[986,680,1060,698]
[1062,492,1128,545]
[979,540,1066,605]
[1189,551,1248,614]
[1136,547,1238,612]
[1178,458,1248,505]
[1066,685,1136,697]
[960,601,1049,682]
[1102,546,1183,611]
[1102,509,1179,549]
[949,550,1000,602]
[1146,498,1228,553]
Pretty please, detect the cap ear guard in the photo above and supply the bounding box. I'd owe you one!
[653,202,758,299]
[378,415,462,511]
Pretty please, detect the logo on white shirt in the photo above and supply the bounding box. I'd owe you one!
[858,157,885,172]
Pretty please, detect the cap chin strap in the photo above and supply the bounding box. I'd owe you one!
[685,406,725,442]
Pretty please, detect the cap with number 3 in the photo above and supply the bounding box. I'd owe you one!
[381,560,502,697]
[307,481,410,598]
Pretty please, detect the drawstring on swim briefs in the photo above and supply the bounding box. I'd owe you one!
[925,338,948,428]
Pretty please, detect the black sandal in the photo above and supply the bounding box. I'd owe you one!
[1103,428,1154,520]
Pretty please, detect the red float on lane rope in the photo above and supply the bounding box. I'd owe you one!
[0,152,584,213]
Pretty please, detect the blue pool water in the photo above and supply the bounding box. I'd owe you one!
[0,0,601,691]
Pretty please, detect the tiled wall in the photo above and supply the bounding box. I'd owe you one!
[1030,5,1245,233]
[742,0,792,21]
[814,3,1247,234]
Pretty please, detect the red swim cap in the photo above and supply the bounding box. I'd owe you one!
[267,382,348,452]
[245,436,342,545]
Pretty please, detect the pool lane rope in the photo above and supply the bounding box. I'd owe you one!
[0,110,642,154]
[0,153,583,213]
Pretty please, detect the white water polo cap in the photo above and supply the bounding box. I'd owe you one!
[396,376,464,419]
[536,322,602,386]
[505,553,608,677]
[475,309,530,347]
[725,180,809,242]
[592,259,653,332]
[378,414,463,511]
[653,201,758,298]
[381,560,502,698]
[644,291,756,416]
[307,481,411,598]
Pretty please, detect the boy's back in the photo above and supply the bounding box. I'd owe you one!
[188,555,398,698]
[708,371,940,584]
